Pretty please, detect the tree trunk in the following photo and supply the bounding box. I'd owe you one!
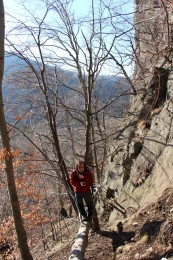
[0,1,33,259]
[43,86,78,214]
[69,222,90,260]
[92,202,100,232]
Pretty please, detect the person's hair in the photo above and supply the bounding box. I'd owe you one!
[75,160,87,174]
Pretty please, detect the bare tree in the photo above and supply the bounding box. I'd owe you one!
[0,0,33,259]
[5,0,130,164]
[4,0,134,231]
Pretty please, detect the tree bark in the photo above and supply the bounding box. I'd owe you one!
[69,222,90,260]
[0,1,33,259]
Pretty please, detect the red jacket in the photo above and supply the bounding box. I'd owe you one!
[70,167,93,193]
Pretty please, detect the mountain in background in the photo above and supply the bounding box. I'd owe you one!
[3,52,130,123]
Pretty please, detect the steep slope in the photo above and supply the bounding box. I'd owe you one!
[24,188,173,260]
[98,0,173,223]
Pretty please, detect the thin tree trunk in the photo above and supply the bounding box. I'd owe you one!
[40,224,48,251]
[43,90,78,214]
[92,202,100,232]
[0,1,33,259]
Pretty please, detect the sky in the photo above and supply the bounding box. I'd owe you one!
[4,0,92,44]
[4,0,90,17]
[4,0,134,30]
[4,0,134,76]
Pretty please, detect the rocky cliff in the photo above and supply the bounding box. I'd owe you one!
[98,0,173,224]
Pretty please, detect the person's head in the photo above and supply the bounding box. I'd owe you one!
[76,160,86,174]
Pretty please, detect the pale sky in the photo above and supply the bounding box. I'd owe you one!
[4,0,133,20]
[4,0,91,37]
[4,0,90,16]
[4,0,134,76]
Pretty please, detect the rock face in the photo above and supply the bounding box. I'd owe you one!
[99,1,173,223]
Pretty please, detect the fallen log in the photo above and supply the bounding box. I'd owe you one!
[69,221,90,260]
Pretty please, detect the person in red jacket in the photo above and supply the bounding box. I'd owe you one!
[70,160,93,221]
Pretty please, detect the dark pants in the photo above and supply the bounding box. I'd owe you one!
[75,191,93,218]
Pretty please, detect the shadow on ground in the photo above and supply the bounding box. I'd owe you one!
[99,229,135,251]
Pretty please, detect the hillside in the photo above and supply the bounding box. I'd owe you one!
[2,1,173,259]
[98,0,173,221]
[12,187,172,260]
[89,0,173,259]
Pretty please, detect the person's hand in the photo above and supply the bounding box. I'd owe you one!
[78,174,84,179]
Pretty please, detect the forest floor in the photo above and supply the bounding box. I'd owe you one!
[2,187,173,260]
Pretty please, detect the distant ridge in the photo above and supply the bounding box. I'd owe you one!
[3,52,130,123]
